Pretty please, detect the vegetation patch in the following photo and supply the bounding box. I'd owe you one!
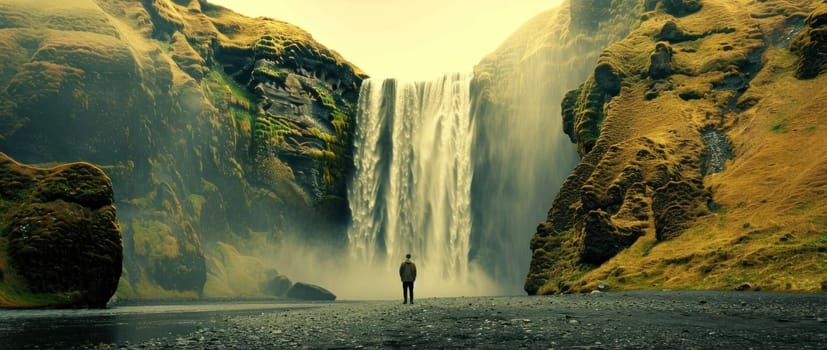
[0,154,121,308]
[641,239,658,257]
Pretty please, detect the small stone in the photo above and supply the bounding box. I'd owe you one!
[735,283,752,291]
[743,223,751,228]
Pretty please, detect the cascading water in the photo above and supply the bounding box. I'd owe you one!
[468,50,585,293]
[465,3,639,293]
[348,74,484,294]
[346,3,638,296]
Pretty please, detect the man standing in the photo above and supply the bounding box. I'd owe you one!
[399,253,417,304]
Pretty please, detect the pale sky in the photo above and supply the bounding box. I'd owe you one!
[208,0,563,80]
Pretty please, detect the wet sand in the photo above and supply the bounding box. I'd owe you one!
[87,291,827,349]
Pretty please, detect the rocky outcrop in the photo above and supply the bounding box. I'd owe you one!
[527,0,826,294]
[646,0,703,17]
[0,0,363,299]
[263,275,293,297]
[562,77,609,156]
[470,0,643,290]
[648,42,674,79]
[0,153,122,308]
[287,282,336,301]
[236,33,363,216]
[791,3,827,79]
[657,21,702,43]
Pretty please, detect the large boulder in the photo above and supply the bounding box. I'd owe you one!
[263,274,293,297]
[657,21,701,43]
[648,42,674,79]
[286,282,336,301]
[0,153,122,308]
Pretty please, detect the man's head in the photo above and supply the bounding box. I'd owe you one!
[406,253,411,259]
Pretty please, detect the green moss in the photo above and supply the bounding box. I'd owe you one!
[0,282,76,307]
[0,156,121,307]
[201,68,260,142]
[562,77,606,156]
[313,86,336,109]
[716,205,727,229]
[252,65,288,85]
[253,36,280,59]
[130,219,177,258]
[127,189,158,208]
[305,149,336,160]
[0,0,366,301]
[202,69,256,111]
[187,194,206,217]
[253,117,302,144]
[641,239,658,257]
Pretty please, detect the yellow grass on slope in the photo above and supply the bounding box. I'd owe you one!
[573,0,827,293]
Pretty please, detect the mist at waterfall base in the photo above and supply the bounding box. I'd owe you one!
[253,62,588,299]
[255,7,625,298]
[238,38,614,300]
[318,66,576,298]
[344,74,506,298]
[245,75,494,300]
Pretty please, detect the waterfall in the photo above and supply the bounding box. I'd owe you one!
[346,5,637,296]
[468,50,584,293]
[348,73,477,289]
[464,3,639,293]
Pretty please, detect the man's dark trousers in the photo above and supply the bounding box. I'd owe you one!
[403,281,414,304]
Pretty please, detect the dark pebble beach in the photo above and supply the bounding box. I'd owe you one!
[87,291,827,349]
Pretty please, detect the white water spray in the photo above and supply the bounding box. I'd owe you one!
[347,73,495,296]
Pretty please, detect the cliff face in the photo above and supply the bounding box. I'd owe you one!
[526,0,827,294]
[0,0,364,298]
[0,152,121,308]
[470,1,642,291]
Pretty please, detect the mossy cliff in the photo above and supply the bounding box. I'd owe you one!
[525,0,827,294]
[469,0,642,290]
[0,152,121,308]
[0,0,364,299]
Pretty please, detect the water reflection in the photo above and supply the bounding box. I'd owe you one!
[0,301,319,349]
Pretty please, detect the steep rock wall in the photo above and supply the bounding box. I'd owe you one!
[470,0,642,292]
[527,0,827,294]
[0,0,364,298]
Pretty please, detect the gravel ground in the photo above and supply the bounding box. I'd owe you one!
[102,291,826,349]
